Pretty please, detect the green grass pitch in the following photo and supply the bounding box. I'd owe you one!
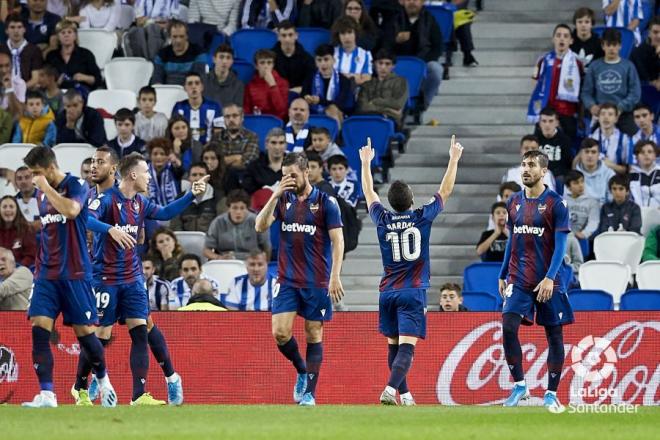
[2,405,659,440]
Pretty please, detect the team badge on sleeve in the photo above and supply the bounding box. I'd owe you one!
[89,199,101,210]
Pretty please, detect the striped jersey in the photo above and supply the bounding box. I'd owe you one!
[274,187,343,288]
[505,187,570,291]
[172,98,222,144]
[591,127,632,165]
[222,273,278,311]
[334,46,373,76]
[168,274,222,309]
[147,275,172,310]
[35,174,91,280]
[370,193,443,292]
[603,0,643,44]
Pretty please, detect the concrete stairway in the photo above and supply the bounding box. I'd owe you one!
[342,0,598,310]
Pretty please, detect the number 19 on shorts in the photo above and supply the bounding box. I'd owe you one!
[93,289,110,311]
[386,227,421,262]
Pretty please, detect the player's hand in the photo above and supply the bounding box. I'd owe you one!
[498,279,507,299]
[328,275,344,304]
[32,175,50,192]
[108,227,137,250]
[192,175,210,196]
[359,137,375,164]
[449,135,464,162]
[274,174,296,197]
[534,277,555,303]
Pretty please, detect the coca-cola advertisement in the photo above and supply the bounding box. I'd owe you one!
[0,312,658,405]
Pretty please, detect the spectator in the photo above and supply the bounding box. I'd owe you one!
[631,16,660,87]
[125,0,178,59]
[581,28,641,136]
[46,19,102,91]
[565,170,600,242]
[528,24,583,140]
[204,189,271,260]
[576,138,616,204]
[603,0,643,45]
[564,232,584,281]
[13,166,39,227]
[307,150,334,193]
[216,104,260,171]
[243,127,285,194]
[20,0,60,55]
[79,0,119,31]
[142,255,173,311]
[331,16,372,86]
[147,226,184,281]
[302,44,354,122]
[80,157,92,186]
[501,135,556,191]
[641,224,660,261]
[0,195,37,268]
[630,103,660,155]
[0,246,32,310]
[187,0,240,36]
[285,97,311,152]
[203,44,244,108]
[12,89,56,146]
[107,108,146,158]
[356,48,408,129]
[597,174,642,234]
[241,0,294,29]
[629,140,660,208]
[151,19,207,86]
[439,282,468,312]
[1,14,43,87]
[55,88,106,146]
[176,278,227,311]
[343,0,381,51]
[146,137,183,205]
[327,154,358,208]
[296,0,342,29]
[37,64,62,114]
[534,107,572,181]
[589,102,631,174]
[499,181,521,204]
[570,7,604,69]
[476,201,508,262]
[0,51,26,115]
[222,248,277,311]
[167,114,203,172]
[307,126,343,161]
[243,49,289,120]
[135,85,169,142]
[172,71,222,144]
[273,21,315,95]
[170,162,218,232]
[202,144,230,206]
[169,254,222,309]
[448,0,478,68]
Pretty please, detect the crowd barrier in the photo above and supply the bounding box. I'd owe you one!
[0,312,658,405]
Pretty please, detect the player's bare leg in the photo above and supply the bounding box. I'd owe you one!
[146,316,183,405]
[381,336,417,406]
[272,312,307,403]
[298,320,323,406]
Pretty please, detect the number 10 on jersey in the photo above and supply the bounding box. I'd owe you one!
[386,227,421,262]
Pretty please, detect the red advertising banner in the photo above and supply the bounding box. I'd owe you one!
[0,312,658,405]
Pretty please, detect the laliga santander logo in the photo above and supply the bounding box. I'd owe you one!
[570,335,617,382]
[0,345,19,404]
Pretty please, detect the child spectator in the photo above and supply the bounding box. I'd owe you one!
[597,174,642,234]
[535,107,573,181]
[576,138,617,205]
[499,181,522,204]
[590,103,631,174]
[307,127,343,162]
[327,154,359,208]
[631,16,660,87]
[172,71,222,144]
[565,170,600,241]
[37,64,63,115]
[476,201,508,262]
[107,108,146,158]
[203,44,244,107]
[570,7,604,69]
[146,137,183,205]
[243,49,289,120]
[12,90,56,146]
[629,140,660,207]
[331,16,372,86]
[439,283,468,312]
[202,145,230,209]
[135,86,169,142]
[630,104,660,161]
[602,0,644,45]
[167,115,203,172]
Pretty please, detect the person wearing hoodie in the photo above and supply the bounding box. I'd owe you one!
[273,21,316,95]
[575,138,616,205]
[535,107,573,183]
[244,49,289,120]
[12,90,56,146]
[565,170,600,241]
[170,163,218,233]
[203,44,245,107]
[596,174,642,235]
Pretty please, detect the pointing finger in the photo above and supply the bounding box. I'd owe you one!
[200,175,210,184]
[367,137,372,148]
[451,134,455,148]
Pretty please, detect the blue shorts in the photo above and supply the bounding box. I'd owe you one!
[272,285,333,321]
[28,279,98,326]
[379,289,427,339]
[92,279,149,327]
[502,284,574,327]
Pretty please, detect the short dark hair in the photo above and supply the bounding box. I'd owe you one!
[553,23,572,36]
[309,126,330,138]
[138,85,156,99]
[491,201,506,215]
[282,152,308,170]
[565,170,584,187]
[82,157,92,166]
[602,28,622,45]
[634,140,659,157]
[226,189,251,207]
[214,43,234,57]
[580,137,600,151]
[608,174,629,191]
[118,152,146,178]
[276,20,296,32]
[520,134,539,146]
[540,107,558,118]
[315,44,335,58]
[41,64,59,79]
[95,146,120,165]
[247,248,267,259]
[189,162,209,173]
[327,154,348,169]
[305,151,324,167]
[147,137,172,156]
[387,180,413,212]
[633,103,653,114]
[599,102,619,115]
[499,181,521,197]
[573,7,595,24]
[63,88,83,103]
[5,13,26,27]
[15,166,29,174]
[24,146,57,169]
[179,253,201,269]
[25,89,46,104]
[440,282,462,297]
[113,107,135,124]
[184,71,202,83]
[254,49,276,63]
[168,18,188,33]
[373,48,396,63]
[651,15,660,28]
[522,150,549,168]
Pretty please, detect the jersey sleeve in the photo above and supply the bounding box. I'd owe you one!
[368,201,387,226]
[553,197,570,232]
[421,193,444,221]
[68,177,90,207]
[87,194,107,220]
[273,195,285,221]
[141,194,161,219]
[324,195,343,230]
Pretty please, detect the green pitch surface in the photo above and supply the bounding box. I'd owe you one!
[2,405,659,440]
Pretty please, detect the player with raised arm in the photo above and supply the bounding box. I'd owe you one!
[361,136,463,405]
[21,146,117,408]
[255,152,344,407]
[498,150,573,412]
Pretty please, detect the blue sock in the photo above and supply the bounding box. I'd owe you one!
[545,325,565,392]
[148,326,175,377]
[77,334,108,380]
[75,338,109,390]
[277,337,306,374]
[129,325,149,401]
[502,313,525,382]
[387,343,414,390]
[388,344,409,394]
[32,327,54,392]
[305,342,323,397]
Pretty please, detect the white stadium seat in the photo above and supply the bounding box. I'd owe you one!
[174,231,207,263]
[0,143,36,171]
[636,261,660,290]
[103,118,117,140]
[53,143,97,175]
[578,261,631,307]
[77,29,117,70]
[88,89,137,115]
[153,85,187,116]
[641,207,660,237]
[202,260,247,295]
[105,58,154,94]
[593,231,644,275]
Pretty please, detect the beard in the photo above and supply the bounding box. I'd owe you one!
[522,175,541,188]
[294,182,307,195]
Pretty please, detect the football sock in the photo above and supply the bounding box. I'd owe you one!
[148,325,175,377]
[502,313,525,382]
[387,344,409,394]
[129,325,149,401]
[305,342,323,397]
[277,337,307,374]
[32,327,54,392]
[75,337,110,390]
[77,333,108,380]
[387,343,415,390]
[545,325,565,392]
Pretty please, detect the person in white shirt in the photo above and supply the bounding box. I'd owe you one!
[142,256,173,311]
[222,249,278,311]
[79,0,120,31]
[501,135,556,191]
[0,52,26,115]
[590,102,631,174]
[168,253,221,309]
[187,0,240,35]
[331,16,372,86]
[629,140,660,208]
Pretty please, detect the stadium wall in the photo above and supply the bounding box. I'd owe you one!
[1,312,658,406]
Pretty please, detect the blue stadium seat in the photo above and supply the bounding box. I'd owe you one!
[188,23,219,50]
[206,32,228,67]
[243,115,283,151]
[232,60,256,84]
[231,29,278,64]
[463,262,502,299]
[393,56,426,120]
[341,115,397,170]
[308,114,339,141]
[296,28,331,56]
[426,4,455,45]
[592,26,635,58]
[619,289,660,310]
[462,291,500,311]
[567,289,614,311]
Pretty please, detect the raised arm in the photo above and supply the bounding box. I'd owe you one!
[255,174,297,232]
[33,176,81,219]
[437,135,464,203]
[359,137,380,208]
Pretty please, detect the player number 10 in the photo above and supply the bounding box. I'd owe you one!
[386,227,422,262]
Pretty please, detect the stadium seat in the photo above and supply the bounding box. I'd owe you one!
[53,143,97,175]
[461,291,499,311]
[641,206,660,236]
[202,260,248,295]
[593,231,644,275]
[426,4,455,46]
[104,58,154,94]
[77,29,117,70]
[342,116,398,170]
[0,143,36,171]
[243,115,283,151]
[230,29,278,64]
[462,262,502,299]
[188,22,219,50]
[393,56,426,123]
[206,32,227,67]
[87,89,137,115]
[174,231,207,263]
[103,118,117,140]
[619,289,660,310]
[232,59,256,84]
[636,261,660,290]
[308,114,339,141]
[592,26,635,58]
[153,85,187,116]
[567,289,614,311]
[296,28,331,55]
[578,260,630,307]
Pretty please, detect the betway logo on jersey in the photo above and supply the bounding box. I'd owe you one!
[513,225,545,237]
[40,213,67,225]
[281,222,317,235]
[114,224,139,235]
